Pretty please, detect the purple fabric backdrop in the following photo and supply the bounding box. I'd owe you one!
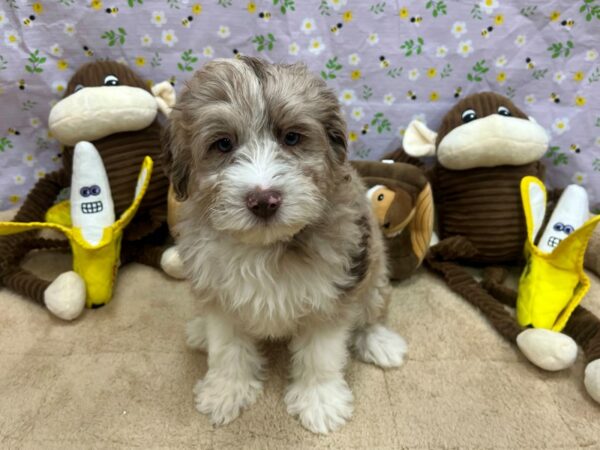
[0,0,598,211]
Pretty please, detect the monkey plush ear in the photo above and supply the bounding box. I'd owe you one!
[152,81,176,117]
[403,120,437,157]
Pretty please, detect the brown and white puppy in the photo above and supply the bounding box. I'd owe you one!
[163,57,406,434]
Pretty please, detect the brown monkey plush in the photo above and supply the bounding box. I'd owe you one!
[402,92,600,404]
[0,61,182,320]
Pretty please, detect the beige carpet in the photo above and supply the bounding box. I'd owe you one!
[1,214,599,449]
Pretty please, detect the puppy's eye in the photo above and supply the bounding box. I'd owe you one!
[497,106,511,116]
[214,137,234,153]
[283,132,301,146]
[103,75,119,86]
[461,109,477,123]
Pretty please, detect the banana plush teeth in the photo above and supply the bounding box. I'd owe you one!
[0,143,153,309]
[517,177,600,331]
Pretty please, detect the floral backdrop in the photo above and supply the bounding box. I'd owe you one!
[0,0,599,211]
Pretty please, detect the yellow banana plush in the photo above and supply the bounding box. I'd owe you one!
[517,176,600,331]
[0,141,153,308]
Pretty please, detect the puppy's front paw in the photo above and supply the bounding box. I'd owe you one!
[194,372,262,426]
[352,324,407,368]
[186,317,207,351]
[285,379,353,434]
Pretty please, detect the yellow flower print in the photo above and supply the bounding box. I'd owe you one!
[192,3,202,14]
[90,0,103,10]
[246,2,256,13]
[135,56,146,67]
[10,195,20,204]
[343,10,353,22]
[573,71,584,82]
[349,131,358,142]
[494,14,504,25]
[575,95,586,106]
[32,2,43,14]
[426,68,436,78]
[429,91,439,102]
[57,60,69,71]
[350,70,361,80]
[550,11,560,21]
[496,71,506,84]
[399,7,409,19]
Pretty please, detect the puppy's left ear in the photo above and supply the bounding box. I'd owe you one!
[162,109,190,201]
[326,107,348,162]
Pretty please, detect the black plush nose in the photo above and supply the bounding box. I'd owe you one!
[246,189,282,219]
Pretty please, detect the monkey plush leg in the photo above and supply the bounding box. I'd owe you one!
[481,267,517,308]
[562,306,600,403]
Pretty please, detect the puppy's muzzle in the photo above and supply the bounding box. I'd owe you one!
[246,188,282,219]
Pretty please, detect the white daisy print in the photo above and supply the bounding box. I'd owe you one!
[23,154,36,167]
[115,56,129,66]
[14,175,25,185]
[0,10,7,28]
[383,93,395,105]
[351,107,364,121]
[553,71,566,84]
[480,0,499,14]
[495,55,507,67]
[367,33,379,45]
[408,68,420,81]
[49,43,63,57]
[217,25,230,38]
[288,42,299,56]
[436,46,448,58]
[63,23,76,36]
[161,29,178,47]
[451,21,467,38]
[4,29,20,47]
[524,94,536,104]
[301,18,316,34]
[29,117,41,128]
[515,35,526,47]
[308,37,325,55]
[585,49,598,61]
[203,46,214,57]
[52,81,67,95]
[327,0,347,11]
[571,172,587,185]
[551,117,570,135]
[457,40,474,58]
[339,89,356,105]
[151,11,167,27]
[141,34,153,47]
[348,53,361,65]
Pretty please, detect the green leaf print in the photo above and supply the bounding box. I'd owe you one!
[532,68,548,80]
[370,2,386,14]
[21,100,37,111]
[505,86,516,99]
[0,137,13,152]
[425,0,447,17]
[400,38,424,57]
[370,112,391,133]
[151,51,162,68]
[440,63,452,79]
[166,0,180,8]
[58,0,75,6]
[362,85,373,100]
[593,158,600,172]
[579,0,600,21]
[101,28,127,46]
[545,146,569,166]
[588,66,600,83]
[466,60,489,82]
[252,34,276,51]
[353,144,371,159]
[319,0,331,16]
[320,57,342,80]
[5,0,18,9]
[595,117,600,127]
[547,41,574,58]
[386,67,403,78]
[218,0,233,7]
[25,50,46,74]
[470,4,482,20]
[273,0,295,14]
[0,55,7,71]
[519,6,537,18]
[177,49,198,72]
[127,0,143,6]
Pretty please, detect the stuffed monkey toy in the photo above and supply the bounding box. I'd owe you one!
[0,61,183,320]
[402,91,600,404]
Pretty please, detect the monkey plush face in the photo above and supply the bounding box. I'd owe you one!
[49,61,175,146]
[403,92,549,170]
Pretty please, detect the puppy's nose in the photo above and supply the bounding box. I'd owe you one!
[246,189,282,219]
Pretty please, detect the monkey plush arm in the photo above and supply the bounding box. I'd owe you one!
[13,169,69,223]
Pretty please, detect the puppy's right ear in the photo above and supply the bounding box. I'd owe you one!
[162,111,190,201]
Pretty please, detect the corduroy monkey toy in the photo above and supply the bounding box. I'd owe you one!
[402,91,600,404]
[0,61,182,320]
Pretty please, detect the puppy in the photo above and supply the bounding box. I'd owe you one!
[163,57,407,434]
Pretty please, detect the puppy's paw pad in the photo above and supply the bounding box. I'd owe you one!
[584,359,600,404]
[353,324,407,368]
[44,271,86,321]
[285,379,353,434]
[160,246,187,280]
[517,328,578,371]
[186,317,207,351]
[194,374,262,426]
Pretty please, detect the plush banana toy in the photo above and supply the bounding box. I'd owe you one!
[0,142,153,317]
[517,176,600,331]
